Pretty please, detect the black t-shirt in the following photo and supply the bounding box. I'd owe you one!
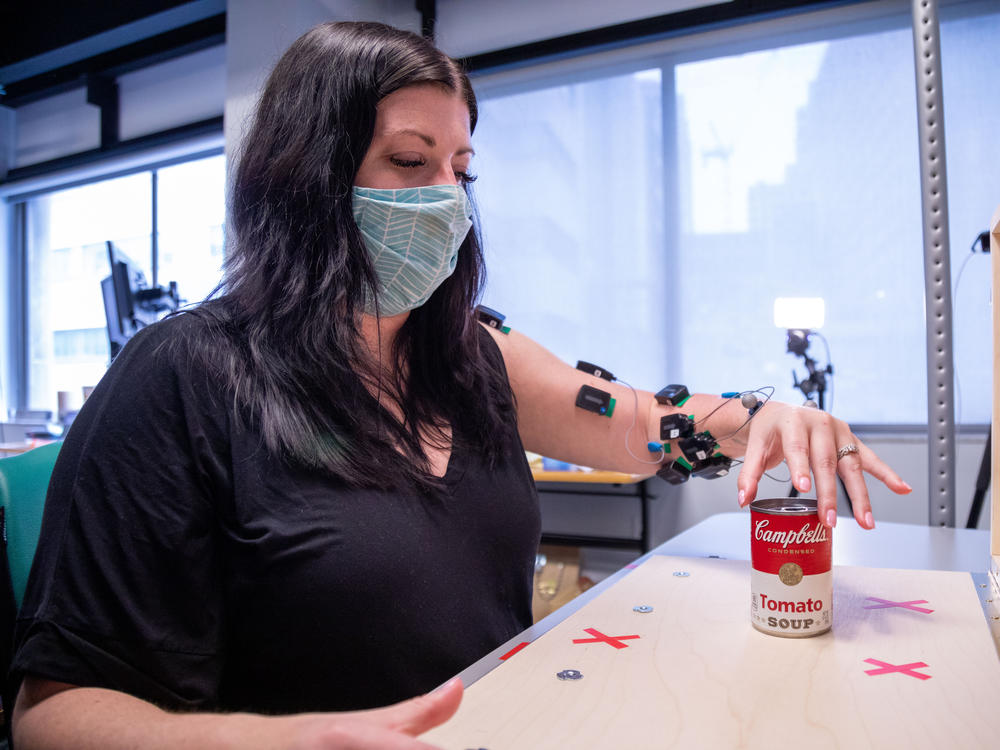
[11,314,540,713]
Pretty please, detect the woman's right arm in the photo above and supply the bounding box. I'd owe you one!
[13,676,464,750]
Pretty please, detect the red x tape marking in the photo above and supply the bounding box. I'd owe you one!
[572,628,641,649]
[863,597,934,614]
[863,658,932,680]
[499,641,530,661]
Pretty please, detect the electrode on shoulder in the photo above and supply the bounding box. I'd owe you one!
[576,360,615,381]
[475,304,510,334]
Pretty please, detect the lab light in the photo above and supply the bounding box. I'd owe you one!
[772,297,825,330]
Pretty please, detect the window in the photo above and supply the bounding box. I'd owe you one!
[156,156,227,304]
[940,6,1000,426]
[474,69,666,391]
[471,1,1000,425]
[673,32,925,424]
[22,152,225,415]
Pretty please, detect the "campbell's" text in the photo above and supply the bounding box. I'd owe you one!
[754,520,828,548]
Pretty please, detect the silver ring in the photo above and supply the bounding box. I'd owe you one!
[836,443,860,461]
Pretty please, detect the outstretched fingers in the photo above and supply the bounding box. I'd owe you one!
[808,423,839,528]
[837,441,912,529]
[835,435,872,529]
[737,413,809,508]
[735,404,911,531]
[857,443,912,496]
[736,434,768,508]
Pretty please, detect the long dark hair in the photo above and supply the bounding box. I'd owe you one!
[182,21,514,489]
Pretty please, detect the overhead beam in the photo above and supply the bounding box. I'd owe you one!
[86,74,119,149]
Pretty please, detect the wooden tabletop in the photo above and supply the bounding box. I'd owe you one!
[427,513,1000,748]
[423,554,1000,749]
[0,441,38,456]
[532,469,648,484]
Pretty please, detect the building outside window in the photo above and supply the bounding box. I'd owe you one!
[472,2,1000,426]
[473,69,665,392]
[20,152,225,417]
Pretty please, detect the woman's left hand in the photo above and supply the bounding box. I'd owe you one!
[735,402,911,529]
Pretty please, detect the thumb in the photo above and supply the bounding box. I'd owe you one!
[361,677,464,737]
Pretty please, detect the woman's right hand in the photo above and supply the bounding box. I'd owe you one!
[13,675,464,750]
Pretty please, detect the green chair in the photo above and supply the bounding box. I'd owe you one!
[0,441,60,742]
[0,442,61,611]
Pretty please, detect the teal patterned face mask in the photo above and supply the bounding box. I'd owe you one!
[351,184,473,317]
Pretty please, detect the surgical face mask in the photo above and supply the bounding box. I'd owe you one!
[351,184,473,317]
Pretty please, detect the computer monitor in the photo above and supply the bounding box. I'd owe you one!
[100,241,180,360]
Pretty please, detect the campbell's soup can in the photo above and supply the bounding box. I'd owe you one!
[750,498,832,637]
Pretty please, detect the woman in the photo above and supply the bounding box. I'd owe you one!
[10,21,909,749]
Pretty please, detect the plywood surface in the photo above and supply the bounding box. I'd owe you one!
[422,555,1000,749]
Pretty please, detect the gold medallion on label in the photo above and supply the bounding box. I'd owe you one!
[778,562,803,586]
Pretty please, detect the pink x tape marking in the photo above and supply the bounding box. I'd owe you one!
[863,597,934,614]
[572,627,641,649]
[863,658,932,680]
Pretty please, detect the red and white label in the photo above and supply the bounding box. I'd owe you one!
[752,518,831,574]
[750,507,832,637]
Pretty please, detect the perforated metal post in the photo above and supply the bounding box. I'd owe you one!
[912,0,955,526]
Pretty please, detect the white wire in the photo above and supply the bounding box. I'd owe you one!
[704,386,775,442]
[696,386,787,482]
[615,379,779,470]
[729,458,792,483]
[616,377,666,467]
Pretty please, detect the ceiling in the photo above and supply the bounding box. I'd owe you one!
[1,1,193,68]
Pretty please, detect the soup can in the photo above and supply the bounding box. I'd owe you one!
[750,498,832,637]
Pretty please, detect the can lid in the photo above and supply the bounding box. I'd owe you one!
[749,497,818,514]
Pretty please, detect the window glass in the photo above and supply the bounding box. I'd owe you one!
[26,173,151,415]
[473,69,666,390]
[156,154,227,305]
[674,29,926,425]
[672,8,1000,425]
[940,7,1000,425]
[24,153,226,416]
[472,6,999,426]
